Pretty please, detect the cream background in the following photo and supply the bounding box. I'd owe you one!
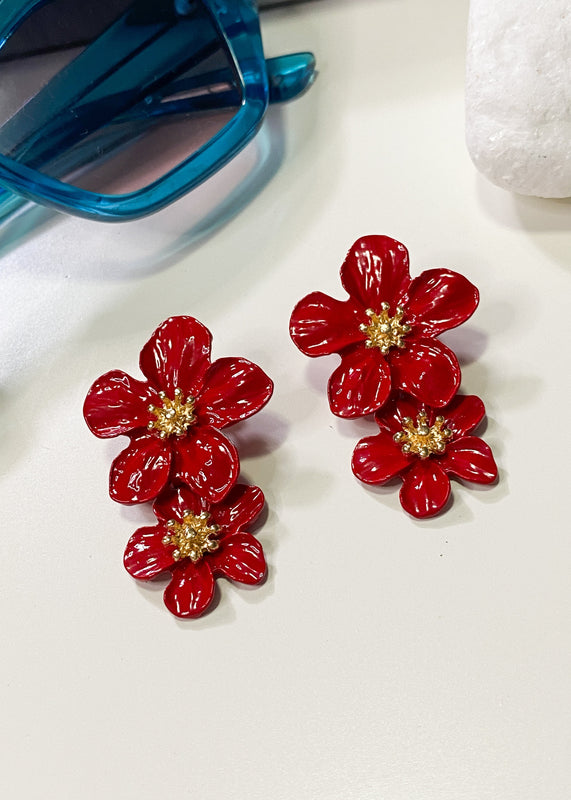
[1,2,570,798]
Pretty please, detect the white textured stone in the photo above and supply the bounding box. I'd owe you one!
[465,0,571,198]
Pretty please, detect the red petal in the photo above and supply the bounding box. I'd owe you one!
[441,394,486,438]
[210,533,266,585]
[195,358,273,428]
[352,432,411,484]
[374,393,422,436]
[404,269,479,336]
[163,560,215,618]
[389,338,460,408]
[153,484,204,523]
[83,370,157,438]
[210,484,265,535]
[139,316,211,397]
[109,435,172,504]
[173,426,239,503]
[399,460,450,518]
[289,292,363,356]
[440,437,497,484]
[123,525,173,580]
[340,235,411,311]
[328,345,391,417]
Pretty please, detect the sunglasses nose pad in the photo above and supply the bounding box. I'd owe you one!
[267,52,316,103]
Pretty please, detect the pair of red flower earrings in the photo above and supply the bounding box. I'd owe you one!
[84,235,497,619]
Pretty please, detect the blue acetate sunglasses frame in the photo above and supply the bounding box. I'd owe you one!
[0,0,315,221]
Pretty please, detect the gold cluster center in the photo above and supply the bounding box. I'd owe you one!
[148,388,196,439]
[393,411,453,460]
[360,303,411,354]
[162,510,220,563]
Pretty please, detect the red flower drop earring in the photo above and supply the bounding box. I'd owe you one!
[124,483,267,619]
[289,235,498,518]
[84,316,273,618]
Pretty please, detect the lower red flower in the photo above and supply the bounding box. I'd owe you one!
[351,393,497,518]
[124,483,267,618]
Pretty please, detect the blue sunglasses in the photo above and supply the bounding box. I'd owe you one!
[0,0,315,221]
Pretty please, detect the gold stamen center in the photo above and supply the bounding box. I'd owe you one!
[359,303,411,354]
[147,388,196,439]
[393,411,453,459]
[162,510,220,563]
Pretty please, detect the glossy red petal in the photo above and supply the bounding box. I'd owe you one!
[163,560,215,618]
[289,292,363,356]
[210,484,265,535]
[153,484,204,523]
[139,316,212,397]
[374,392,423,435]
[389,338,460,408]
[328,345,392,418]
[352,432,411,484]
[195,358,273,428]
[123,525,174,580]
[440,437,497,484]
[210,533,266,585]
[399,460,451,518]
[173,426,239,503]
[109,435,171,504]
[340,235,411,311]
[404,269,479,336]
[83,370,157,438]
[441,394,486,438]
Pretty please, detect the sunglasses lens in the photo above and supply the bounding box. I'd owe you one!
[0,0,243,196]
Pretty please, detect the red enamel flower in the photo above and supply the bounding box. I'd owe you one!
[83,316,273,504]
[124,483,267,618]
[289,235,479,417]
[352,393,497,518]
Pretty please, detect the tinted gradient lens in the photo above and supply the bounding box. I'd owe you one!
[0,0,243,195]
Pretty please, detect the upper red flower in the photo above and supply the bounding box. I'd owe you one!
[352,392,497,518]
[124,482,267,618]
[83,316,273,505]
[289,235,479,417]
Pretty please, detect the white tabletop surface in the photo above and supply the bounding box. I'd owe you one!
[1,1,570,799]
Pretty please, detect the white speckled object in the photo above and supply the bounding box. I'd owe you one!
[465,0,571,198]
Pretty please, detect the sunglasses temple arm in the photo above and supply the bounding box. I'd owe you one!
[103,51,316,120]
[115,51,315,120]
[156,51,315,107]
